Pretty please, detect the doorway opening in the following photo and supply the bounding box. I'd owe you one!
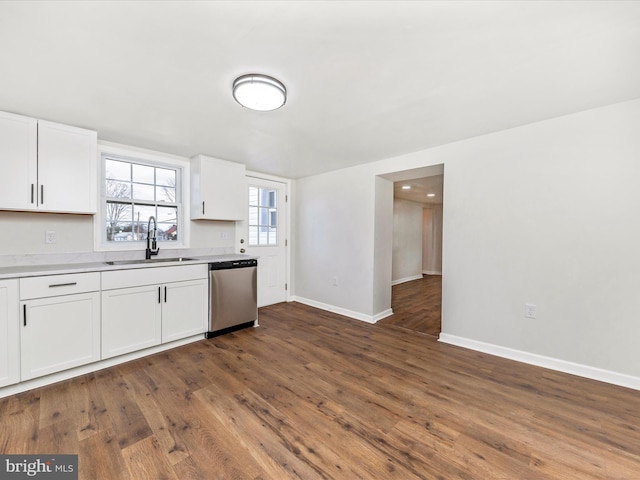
[378,166,443,336]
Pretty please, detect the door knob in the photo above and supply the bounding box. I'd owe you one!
[240,248,246,253]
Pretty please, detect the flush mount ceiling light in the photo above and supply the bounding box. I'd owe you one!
[232,74,286,111]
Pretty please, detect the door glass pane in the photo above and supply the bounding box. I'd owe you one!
[249,186,259,206]
[249,206,259,225]
[248,226,258,245]
[249,185,279,246]
[268,228,277,245]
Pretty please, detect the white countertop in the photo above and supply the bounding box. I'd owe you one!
[0,254,257,280]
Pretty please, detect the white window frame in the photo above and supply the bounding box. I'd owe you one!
[94,143,190,252]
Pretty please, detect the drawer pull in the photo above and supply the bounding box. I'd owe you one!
[23,304,27,326]
[48,282,78,288]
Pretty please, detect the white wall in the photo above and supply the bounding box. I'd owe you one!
[373,176,393,317]
[392,198,424,283]
[293,166,379,319]
[294,98,640,385]
[0,211,94,254]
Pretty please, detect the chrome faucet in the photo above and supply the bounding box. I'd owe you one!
[145,216,160,259]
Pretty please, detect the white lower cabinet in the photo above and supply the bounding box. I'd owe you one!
[162,279,208,342]
[101,265,208,359]
[0,265,208,394]
[20,273,101,381]
[0,279,20,387]
[101,285,163,359]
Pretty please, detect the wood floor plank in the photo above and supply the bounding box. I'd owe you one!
[126,369,192,467]
[121,435,179,480]
[93,367,153,449]
[78,428,129,480]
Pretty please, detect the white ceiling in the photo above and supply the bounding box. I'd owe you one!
[394,175,444,205]
[1,1,639,179]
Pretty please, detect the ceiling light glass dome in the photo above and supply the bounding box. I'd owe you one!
[232,74,287,111]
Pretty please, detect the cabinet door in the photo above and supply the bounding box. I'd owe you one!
[21,292,100,381]
[162,279,208,343]
[0,280,20,387]
[0,111,37,210]
[191,155,246,220]
[102,285,162,359]
[37,120,97,213]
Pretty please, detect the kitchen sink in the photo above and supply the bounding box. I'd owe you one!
[104,257,196,266]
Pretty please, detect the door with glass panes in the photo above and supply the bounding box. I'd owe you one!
[239,178,287,307]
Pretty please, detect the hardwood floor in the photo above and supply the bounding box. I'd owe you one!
[2,301,640,479]
[379,275,442,336]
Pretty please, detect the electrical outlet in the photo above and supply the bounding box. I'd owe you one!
[45,231,57,244]
[220,231,231,240]
[524,303,536,319]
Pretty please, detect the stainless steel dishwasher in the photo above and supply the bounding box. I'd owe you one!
[205,258,258,338]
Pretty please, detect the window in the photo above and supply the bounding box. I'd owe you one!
[248,186,278,246]
[103,155,181,244]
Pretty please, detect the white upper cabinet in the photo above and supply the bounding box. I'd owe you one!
[190,154,246,221]
[0,110,97,214]
[0,111,37,210]
[37,120,97,213]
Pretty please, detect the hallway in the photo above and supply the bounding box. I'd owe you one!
[379,275,442,336]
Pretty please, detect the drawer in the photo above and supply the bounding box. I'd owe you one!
[101,264,207,290]
[20,272,101,300]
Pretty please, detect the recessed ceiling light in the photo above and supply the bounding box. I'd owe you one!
[427,193,436,197]
[232,74,287,111]
[401,185,411,190]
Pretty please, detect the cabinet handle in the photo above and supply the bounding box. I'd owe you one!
[23,304,27,326]
[164,286,167,303]
[41,185,44,204]
[202,201,205,215]
[30,184,35,204]
[48,282,77,288]
[158,286,161,303]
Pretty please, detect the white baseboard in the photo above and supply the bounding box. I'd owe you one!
[289,296,393,324]
[422,270,442,275]
[439,333,640,391]
[391,275,423,286]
